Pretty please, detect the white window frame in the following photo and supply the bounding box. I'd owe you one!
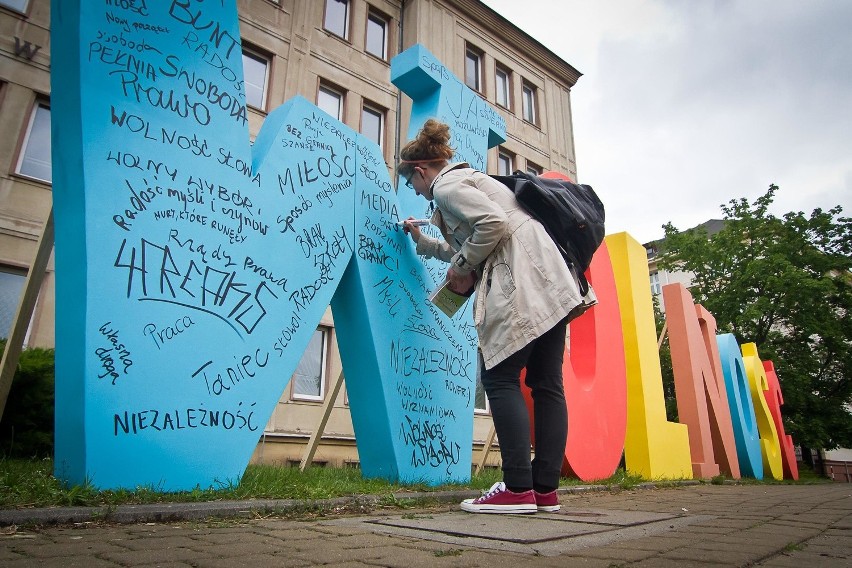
[15,101,51,183]
[291,327,330,402]
[526,161,542,176]
[0,0,29,13]
[317,84,344,120]
[323,0,350,40]
[650,271,662,295]
[361,103,384,148]
[495,65,510,109]
[366,11,388,60]
[497,150,513,176]
[522,81,537,125]
[465,47,482,92]
[241,49,270,111]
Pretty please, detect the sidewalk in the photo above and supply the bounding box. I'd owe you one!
[1,482,850,567]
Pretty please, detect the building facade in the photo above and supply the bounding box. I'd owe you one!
[0,0,583,469]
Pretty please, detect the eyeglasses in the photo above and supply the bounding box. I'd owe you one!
[404,176,414,189]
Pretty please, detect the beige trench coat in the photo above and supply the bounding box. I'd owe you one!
[415,163,597,369]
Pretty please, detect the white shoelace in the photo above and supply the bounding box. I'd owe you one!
[476,481,506,501]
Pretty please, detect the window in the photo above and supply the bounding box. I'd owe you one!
[323,0,349,40]
[495,65,510,109]
[0,267,26,339]
[242,50,269,110]
[650,271,661,295]
[497,151,513,176]
[464,47,482,92]
[522,81,537,124]
[526,161,542,176]
[366,11,388,59]
[0,0,29,13]
[16,101,51,183]
[291,327,329,401]
[474,363,489,413]
[361,104,384,148]
[317,85,343,120]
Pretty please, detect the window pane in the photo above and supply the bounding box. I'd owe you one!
[650,272,661,295]
[366,14,387,59]
[242,51,268,109]
[361,106,383,147]
[465,50,480,91]
[0,0,28,12]
[496,68,509,108]
[474,364,488,411]
[17,103,51,182]
[292,329,326,398]
[522,84,535,123]
[0,269,26,339]
[498,153,511,176]
[324,0,349,39]
[317,87,342,120]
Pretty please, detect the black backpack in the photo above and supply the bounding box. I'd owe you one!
[490,171,605,295]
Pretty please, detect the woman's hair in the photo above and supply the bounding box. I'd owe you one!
[397,119,455,178]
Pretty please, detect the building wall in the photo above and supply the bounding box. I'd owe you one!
[1,0,581,471]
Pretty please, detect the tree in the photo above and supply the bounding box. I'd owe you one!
[659,185,852,451]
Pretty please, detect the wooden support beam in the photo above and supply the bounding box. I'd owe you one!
[299,368,345,471]
[0,208,54,422]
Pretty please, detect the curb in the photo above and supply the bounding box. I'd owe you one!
[0,481,704,527]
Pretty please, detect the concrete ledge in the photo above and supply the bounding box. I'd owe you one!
[0,481,702,526]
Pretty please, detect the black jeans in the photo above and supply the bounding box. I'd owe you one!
[481,317,568,493]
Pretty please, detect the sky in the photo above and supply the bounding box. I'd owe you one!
[481,0,852,244]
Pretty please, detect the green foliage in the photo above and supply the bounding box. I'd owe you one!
[0,340,55,458]
[659,185,852,450]
[653,296,678,422]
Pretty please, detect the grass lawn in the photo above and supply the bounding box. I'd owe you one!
[0,457,828,510]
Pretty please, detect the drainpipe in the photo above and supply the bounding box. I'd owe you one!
[393,0,407,187]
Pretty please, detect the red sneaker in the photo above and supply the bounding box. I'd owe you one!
[535,489,561,512]
[460,482,537,514]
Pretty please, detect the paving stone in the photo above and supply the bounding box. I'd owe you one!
[107,534,211,552]
[195,552,311,568]
[255,526,328,540]
[1,557,124,568]
[3,540,130,558]
[602,535,688,552]
[752,552,814,567]
[100,546,213,565]
[2,483,850,567]
[658,545,761,565]
[560,543,656,562]
[121,564,193,568]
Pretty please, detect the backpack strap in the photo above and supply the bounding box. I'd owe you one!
[428,162,470,194]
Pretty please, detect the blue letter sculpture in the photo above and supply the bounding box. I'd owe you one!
[51,0,504,489]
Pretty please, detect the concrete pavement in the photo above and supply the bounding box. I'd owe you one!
[1,482,850,567]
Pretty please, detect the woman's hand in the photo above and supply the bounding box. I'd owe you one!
[447,267,475,295]
[402,217,423,242]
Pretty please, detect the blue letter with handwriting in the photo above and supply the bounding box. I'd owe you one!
[51,0,504,489]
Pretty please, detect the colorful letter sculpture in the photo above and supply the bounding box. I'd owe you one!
[559,240,628,480]
[664,283,740,478]
[607,233,692,479]
[763,361,799,480]
[51,1,502,489]
[49,1,801,490]
[717,334,764,479]
[742,343,783,480]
